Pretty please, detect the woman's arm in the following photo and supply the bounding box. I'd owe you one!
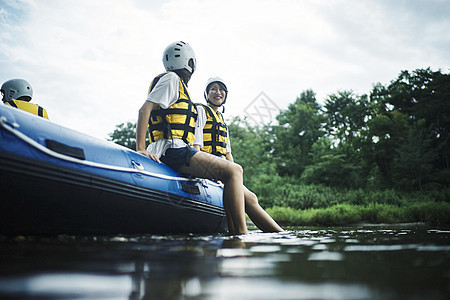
[225,129,233,162]
[193,105,207,150]
[226,152,234,162]
[136,101,160,162]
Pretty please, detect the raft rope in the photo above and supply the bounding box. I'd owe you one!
[0,116,222,186]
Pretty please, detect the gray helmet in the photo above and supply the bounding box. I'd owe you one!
[1,79,33,102]
[204,77,228,106]
[162,41,196,74]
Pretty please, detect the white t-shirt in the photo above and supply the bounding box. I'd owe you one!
[145,72,189,158]
[194,105,231,153]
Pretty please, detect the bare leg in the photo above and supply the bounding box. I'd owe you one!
[179,151,247,234]
[244,187,283,232]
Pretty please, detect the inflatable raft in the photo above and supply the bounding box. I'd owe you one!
[0,105,227,235]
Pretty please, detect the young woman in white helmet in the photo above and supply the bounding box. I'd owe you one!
[1,79,49,119]
[136,41,249,234]
[194,78,283,232]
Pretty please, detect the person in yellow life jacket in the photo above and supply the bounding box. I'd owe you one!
[136,41,249,234]
[1,79,49,119]
[195,78,230,158]
[193,77,283,233]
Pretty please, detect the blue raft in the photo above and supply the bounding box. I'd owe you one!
[0,105,227,235]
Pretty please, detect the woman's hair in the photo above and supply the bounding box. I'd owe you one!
[173,69,191,85]
[206,81,227,94]
[172,58,195,85]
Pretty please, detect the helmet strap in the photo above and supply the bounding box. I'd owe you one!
[207,100,226,113]
[207,100,221,108]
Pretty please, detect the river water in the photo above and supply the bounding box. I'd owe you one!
[0,224,448,299]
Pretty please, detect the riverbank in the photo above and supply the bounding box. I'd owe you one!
[266,202,450,226]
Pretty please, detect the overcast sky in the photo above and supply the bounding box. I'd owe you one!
[1,0,449,140]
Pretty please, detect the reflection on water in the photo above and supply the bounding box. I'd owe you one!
[0,225,448,299]
[0,273,132,298]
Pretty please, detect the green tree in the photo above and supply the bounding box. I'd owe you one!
[393,120,436,190]
[313,90,373,188]
[323,90,370,146]
[386,68,450,172]
[301,139,361,188]
[361,111,409,187]
[108,121,137,150]
[227,116,277,189]
[362,68,450,190]
[272,90,325,177]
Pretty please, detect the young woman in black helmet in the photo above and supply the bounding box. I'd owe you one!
[136,41,248,234]
[194,78,283,232]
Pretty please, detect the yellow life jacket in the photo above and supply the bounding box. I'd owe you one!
[5,99,49,119]
[148,73,197,145]
[198,104,228,156]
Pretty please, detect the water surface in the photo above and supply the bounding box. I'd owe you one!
[0,224,448,299]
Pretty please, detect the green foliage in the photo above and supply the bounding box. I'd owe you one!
[405,202,450,225]
[253,176,449,215]
[323,90,370,145]
[267,202,450,226]
[256,182,414,210]
[301,152,361,188]
[108,121,137,150]
[361,110,410,187]
[272,90,326,177]
[227,116,277,188]
[365,68,450,189]
[392,120,436,190]
[255,180,337,210]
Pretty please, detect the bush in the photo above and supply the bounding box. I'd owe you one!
[405,202,450,225]
[266,202,450,226]
[255,180,450,210]
[253,181,338,210]
[313,204,362,225]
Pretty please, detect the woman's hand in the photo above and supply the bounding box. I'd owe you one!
[137,150,161,163]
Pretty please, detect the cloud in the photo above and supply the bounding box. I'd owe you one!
[1,0,449,139]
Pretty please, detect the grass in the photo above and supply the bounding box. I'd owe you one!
[256,182,450,210]
[266,202,450,226]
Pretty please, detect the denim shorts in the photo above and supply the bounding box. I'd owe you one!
[160,146,199,170]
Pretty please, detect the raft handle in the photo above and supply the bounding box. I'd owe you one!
[132,160,144,171]
[181,182,201,194]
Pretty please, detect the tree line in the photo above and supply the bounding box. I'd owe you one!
[109,68,449,215]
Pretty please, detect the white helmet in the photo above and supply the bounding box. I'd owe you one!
[204,77,228,106]
[1,79,33,102]
[162,41,196,74]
